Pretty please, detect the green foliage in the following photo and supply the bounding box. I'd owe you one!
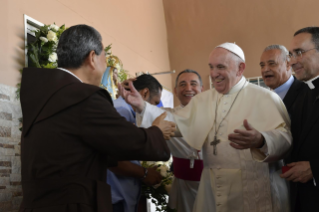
[118,69,130,83]
[42,62,57,69]
[104,44,112,55]
[27,23,65,70]
[15,69,23,99]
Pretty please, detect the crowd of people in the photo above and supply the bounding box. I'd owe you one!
[18,24,319,212]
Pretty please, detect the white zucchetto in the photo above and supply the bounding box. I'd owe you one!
[215,42,245,62]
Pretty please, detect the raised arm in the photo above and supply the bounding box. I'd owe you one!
[81,91,172,161]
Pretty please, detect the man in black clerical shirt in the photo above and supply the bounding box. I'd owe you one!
[281,27,319,212]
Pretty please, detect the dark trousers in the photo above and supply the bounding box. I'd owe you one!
[293,186,319,212]
[113,201,124,212]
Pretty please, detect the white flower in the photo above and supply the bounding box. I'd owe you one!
[47,31,58,42]
[39,37,48,43]
[48,52,58,63]
[146,161,156,167]
[106,49,112,55]
[114,63,121,71]
[49,24,59,32]
[155,161,164,166]
[158,164,169,177]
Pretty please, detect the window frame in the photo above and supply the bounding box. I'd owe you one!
[24,15,44,67]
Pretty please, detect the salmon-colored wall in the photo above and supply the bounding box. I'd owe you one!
[163,0,319,105]
[0,0,172,91]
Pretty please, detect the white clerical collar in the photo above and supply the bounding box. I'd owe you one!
[57,67,83,82]
[305,75,319,89]
[227,76,246,95]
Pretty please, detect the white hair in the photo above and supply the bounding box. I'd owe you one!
[264,44,290,62]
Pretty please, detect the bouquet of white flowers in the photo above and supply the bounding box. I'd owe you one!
[141,161,176,212]
[27,23,65,69]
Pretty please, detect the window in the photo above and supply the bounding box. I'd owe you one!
[24,15,44,67]
[246,77,269,89]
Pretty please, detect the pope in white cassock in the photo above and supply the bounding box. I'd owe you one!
[137,69,204,212]
[120,43,292,212]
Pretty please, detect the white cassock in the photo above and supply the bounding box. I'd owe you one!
[137,106,202,212]
[138,77,291,212]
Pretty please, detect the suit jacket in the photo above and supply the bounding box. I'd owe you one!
[282,76,304,115]
[290,78,319,211]
[281,77,303,165]
[19,68,170,212]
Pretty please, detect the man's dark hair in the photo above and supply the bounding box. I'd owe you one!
[294,27,319,50]
[57,24,103,69]
[133,74,162,97]
[175,69,203,87]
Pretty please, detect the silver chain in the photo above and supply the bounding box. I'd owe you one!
[214,81,247,137]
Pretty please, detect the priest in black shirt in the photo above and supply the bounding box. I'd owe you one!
[281,26,319,212]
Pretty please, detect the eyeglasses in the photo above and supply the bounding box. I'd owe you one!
[288,48,317,59]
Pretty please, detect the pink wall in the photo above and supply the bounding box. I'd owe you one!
[0,0,172,91]
[163,0,319,105]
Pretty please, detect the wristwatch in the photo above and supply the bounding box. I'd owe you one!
[140,167,148,180]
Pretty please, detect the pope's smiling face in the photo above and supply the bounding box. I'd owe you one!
[289,33,319,81]
[209,48,244,94]
[174,72,203,106]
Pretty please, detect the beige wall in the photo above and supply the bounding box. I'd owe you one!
[163,0,319,105]
[0,0,172,91]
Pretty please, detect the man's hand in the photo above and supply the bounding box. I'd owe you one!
[142,166,162,186]
[228,119,264,149]
[280,161,313,183]
[118,80,145,113]
[121,78,136,91]
[152,112,176,140]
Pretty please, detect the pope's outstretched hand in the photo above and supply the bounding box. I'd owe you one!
[152,112,176,140]
[228,119,264,149]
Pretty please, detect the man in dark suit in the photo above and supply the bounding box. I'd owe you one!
[19,25,174,212]
[260,44,303,113]
[280,27,319,211]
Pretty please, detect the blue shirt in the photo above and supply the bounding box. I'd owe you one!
[274,75,294,100]
[107,96,141,212]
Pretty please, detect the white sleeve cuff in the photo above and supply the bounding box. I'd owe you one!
[259,138,269,156]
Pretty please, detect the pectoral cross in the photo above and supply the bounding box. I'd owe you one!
[210,135,220,155]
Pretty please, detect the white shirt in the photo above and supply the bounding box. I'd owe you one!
[57,67,83,82]
[305,75,319,89]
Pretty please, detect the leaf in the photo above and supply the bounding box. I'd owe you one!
[56,24,66,37]
[16,83,21,99]
[118,69,130,82]
[104,44,112,53]
[28,44,41,68]
[42,62,57,69]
